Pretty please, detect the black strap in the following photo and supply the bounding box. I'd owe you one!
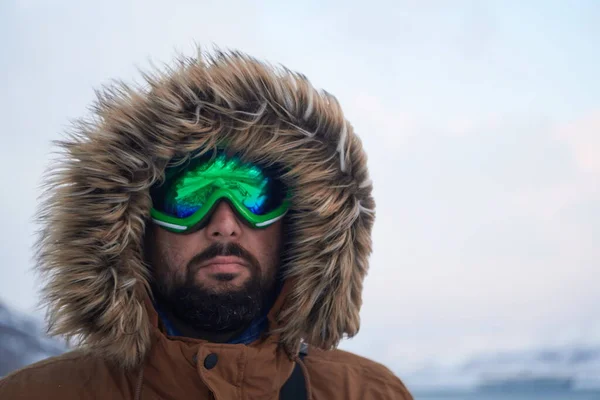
[279,343,308,400]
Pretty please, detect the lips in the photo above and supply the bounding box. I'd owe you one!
[197,256,249,275]
[198,256,248,268]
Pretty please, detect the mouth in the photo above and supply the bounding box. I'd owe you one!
[197,256,249,275]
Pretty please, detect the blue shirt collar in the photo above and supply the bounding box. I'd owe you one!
[155,303,268,345]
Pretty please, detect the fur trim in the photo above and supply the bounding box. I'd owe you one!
[35,49,375,368]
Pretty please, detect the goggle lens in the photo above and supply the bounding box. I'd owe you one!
[151,152,287,230]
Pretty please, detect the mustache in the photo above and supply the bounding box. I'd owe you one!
[186,242,260,278]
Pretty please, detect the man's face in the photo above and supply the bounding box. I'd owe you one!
[148,201,284,333]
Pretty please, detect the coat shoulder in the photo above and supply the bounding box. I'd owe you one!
[305,347,414,400]
[0,350,128,399]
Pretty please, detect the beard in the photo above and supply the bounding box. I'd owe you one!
[152,242,277,333]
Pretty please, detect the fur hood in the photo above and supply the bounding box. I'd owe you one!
[35,49,375,368]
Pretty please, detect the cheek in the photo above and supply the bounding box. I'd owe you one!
[268,236,283,263]
[152,232,198,280]
[255,227,283,272]
[161,250,188,278]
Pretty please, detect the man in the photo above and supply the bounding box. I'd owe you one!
[0,49,413,399]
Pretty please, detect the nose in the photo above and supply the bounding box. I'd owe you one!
[204,201,242,241]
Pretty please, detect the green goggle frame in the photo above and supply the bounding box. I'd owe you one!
[150,151,290,233]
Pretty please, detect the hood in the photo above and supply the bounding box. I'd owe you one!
[35,49,375,368]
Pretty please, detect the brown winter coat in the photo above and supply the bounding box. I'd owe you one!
[0,49,413,399]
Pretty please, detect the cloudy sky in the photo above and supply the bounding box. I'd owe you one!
[1,0,598,379]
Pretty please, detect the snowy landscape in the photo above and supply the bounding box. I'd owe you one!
[404,345,600,392]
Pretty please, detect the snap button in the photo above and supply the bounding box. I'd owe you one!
[204,353,218,370]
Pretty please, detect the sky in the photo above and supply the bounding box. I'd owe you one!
[1,0,599,380]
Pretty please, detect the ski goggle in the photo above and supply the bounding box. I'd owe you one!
[150,151,290,233]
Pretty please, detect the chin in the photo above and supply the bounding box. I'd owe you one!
[205,276,249,291]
